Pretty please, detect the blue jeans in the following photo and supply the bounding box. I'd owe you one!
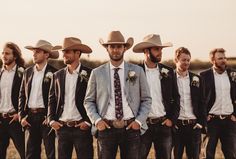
[97,128,140,159]
[140,124,172,159]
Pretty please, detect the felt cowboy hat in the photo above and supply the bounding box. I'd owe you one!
[133,34,173,53]
[99,31,134,50]
[25,40,59,59]
[56,37,92,54]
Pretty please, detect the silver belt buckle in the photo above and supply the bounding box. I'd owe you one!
[219,115,226,120]
[113,119,125,128]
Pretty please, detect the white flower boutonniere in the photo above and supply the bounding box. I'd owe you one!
[191,76,200,87]
[160,68,169,79]
[44,72,53,82]
[17,67,24,78]
[79,70,89,82]
[230,71,236,82]
[126,71,137,85]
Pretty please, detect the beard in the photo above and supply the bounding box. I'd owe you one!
[3,58,15,66]
[149,52,161,63]
[214,62,227,72]
[109,53,124,62]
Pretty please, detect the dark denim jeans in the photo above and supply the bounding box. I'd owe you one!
[25,113,55,159]
[206,118,236,159]
[140,123,172,159]
[56,126,93,159]
[173,124,201,159]
[0,117,25,159]
[97,128,140,159]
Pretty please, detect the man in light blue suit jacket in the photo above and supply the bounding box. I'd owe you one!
[84,31,151,159]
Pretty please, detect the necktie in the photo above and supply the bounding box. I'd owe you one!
[114,68,123,119]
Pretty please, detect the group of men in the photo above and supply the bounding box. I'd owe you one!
[0,31,235,159]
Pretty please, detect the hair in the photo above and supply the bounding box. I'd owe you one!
[4,42,25,67]
[209,48,225,62]
[175,47,191,60]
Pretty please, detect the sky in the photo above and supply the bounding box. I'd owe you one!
[0,0,235,62]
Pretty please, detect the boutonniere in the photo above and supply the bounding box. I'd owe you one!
[79,70,89,82]
[191,76,200,87]
[126,71,137,85]
[230,71,236,82]
[160,68,169,79]
[17,67,24,78]
[44,72,53,82]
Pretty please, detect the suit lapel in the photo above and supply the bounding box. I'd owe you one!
[60,68,66,103]
[124,62,130,96]
[27,67,34,96]
[75,65,84,96]
[104,63,111,94]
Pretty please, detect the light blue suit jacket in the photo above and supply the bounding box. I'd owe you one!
[84,61,151,135]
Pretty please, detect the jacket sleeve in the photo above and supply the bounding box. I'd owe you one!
[47,74,57,123]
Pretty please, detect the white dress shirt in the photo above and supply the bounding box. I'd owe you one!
[177,73,196,120]
[59,65,83,122]
[145,64,166,118]
[209,69,233,115]
[28,64,47,108]
[104,61,134,120]
[0,65,16,113]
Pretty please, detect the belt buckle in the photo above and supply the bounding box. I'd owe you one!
[182,120,189,126]
[66,121,74,127]
[219,115,226,120]
[112,119,125,128]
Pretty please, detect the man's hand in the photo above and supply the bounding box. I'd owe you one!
[96,120,110,131]
[162,119,173,127]
[126,121,140,130]
[75,121,90,130]
[231,115,236,122]
[21,117,31,128]
[9,113,19,124]
[193,123,203,129]
[51,121,63,131]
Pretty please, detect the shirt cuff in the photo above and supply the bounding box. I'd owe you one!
[49,120,56,126]
[95,118,102,126]
[84,121,91,127]
[135,119,142,127]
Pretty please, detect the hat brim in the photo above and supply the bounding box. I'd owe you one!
[56,44,92,54]
[99,37,134,50]
[25,46,59,59]
[133,42,173,53]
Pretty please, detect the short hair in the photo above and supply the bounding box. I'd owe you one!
[4,42,25,67]
[209,48,225,61]
[175,47,191,60]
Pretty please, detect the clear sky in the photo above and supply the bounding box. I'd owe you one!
[1,0,235,62]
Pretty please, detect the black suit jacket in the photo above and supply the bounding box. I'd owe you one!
[48,64,92,124]
[200,68,236,116]
[18,64,57,120]
[0,65,24,112]
[140,63,180,123]
[176,71,206,126]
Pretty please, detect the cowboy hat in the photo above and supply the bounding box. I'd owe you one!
[99,31,134,50]
[133,34,173,53]
[56,37,92,54]
[25,40,59,59]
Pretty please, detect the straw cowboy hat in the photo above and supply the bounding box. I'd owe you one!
[133,34,173,53]
[25,40,59,59]
[99,31,134,50]
[56,37,92,54]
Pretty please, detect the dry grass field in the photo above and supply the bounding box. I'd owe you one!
[7,135,224,159]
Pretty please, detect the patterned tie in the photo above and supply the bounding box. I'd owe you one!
[114,68,123,119]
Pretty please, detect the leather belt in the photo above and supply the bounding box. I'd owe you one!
[59,120,83,127]
[104,118,135,128]
[29,108,45,114]
[177,119,197,126]
[0,111,17,119]
[147,116,166,124]
[209,114,231,120]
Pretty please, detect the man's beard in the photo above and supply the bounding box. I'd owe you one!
[149,52,160,63]
[3,58,15,66]
[109,53,124,61]
[215,62,227,72]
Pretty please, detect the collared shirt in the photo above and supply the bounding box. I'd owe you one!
[59,64,83,122]
[104,61,134,120]
[0,65,16,113]
[144,64,166,118]
[209,69,233,115]
[177,72,196,120]
[28,64,47,108]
